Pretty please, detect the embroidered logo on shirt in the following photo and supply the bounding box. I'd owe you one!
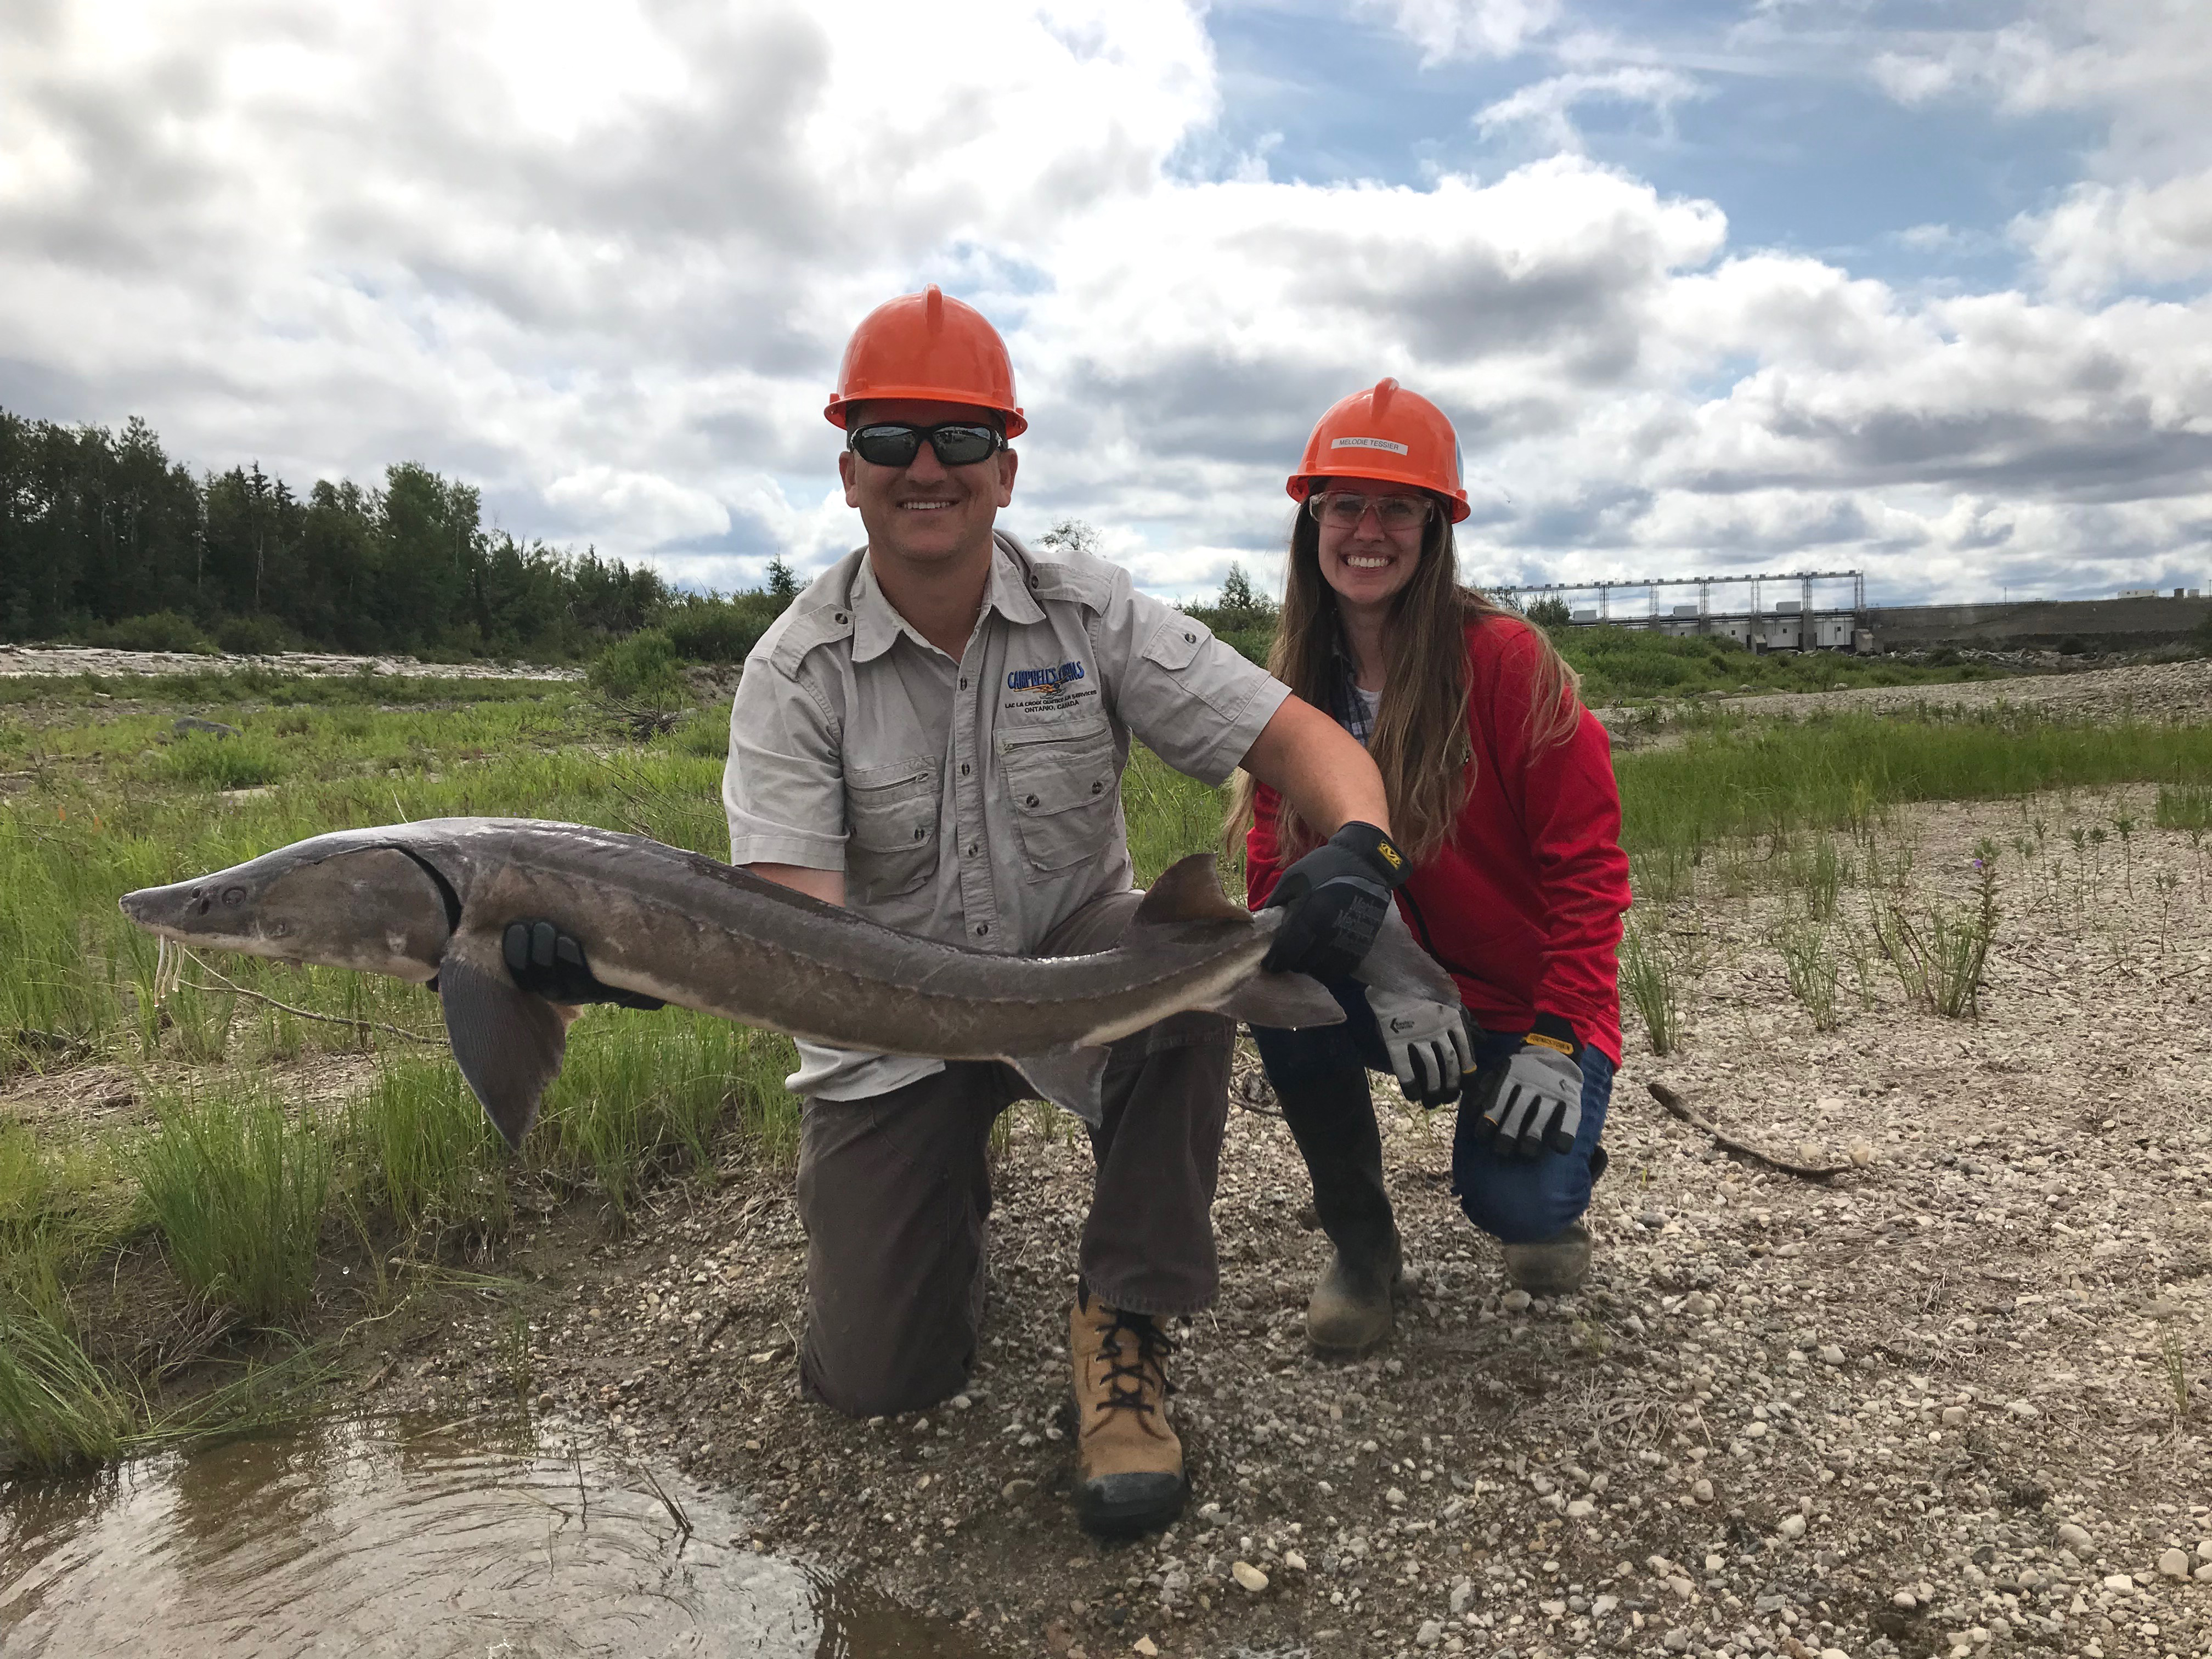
[1006,661,1087,696]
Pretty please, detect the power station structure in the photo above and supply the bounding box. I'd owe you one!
[1487,570,1871,652]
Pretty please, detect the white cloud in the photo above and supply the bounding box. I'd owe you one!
[1359,0,1559,65]
[1474,66,1706,152]
[0,0,2207,607]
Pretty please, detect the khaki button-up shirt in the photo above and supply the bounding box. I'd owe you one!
[723,530,1290,1100]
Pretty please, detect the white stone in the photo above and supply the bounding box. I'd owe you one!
[1415,1619,1444,1647]
[1692,1479,1714,1503]
[2004,1400,2039,1419]
[1941,1406,1968,1426]
[1502,1289,1533,1313]
[1566,1499,1596,1519]
[1777,1514,1807,1540]
[1592,1594,1619,1617]
[1284,1551,1307,1571]
[1232,1561,1268,1593]
[1449,1581,1475,1614]
[2158,1549,2189,1578]
[1818,1345,1846,1365]
[1386,1486,1407,1507]
[2057,1522,2095,1553]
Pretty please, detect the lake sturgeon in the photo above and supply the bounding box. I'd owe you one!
[119,819,1457,1147]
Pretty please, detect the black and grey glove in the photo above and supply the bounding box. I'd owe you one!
[1471,1017,1584,1158]
[501,919,666,1011]
[1371,987,1475,1107]
[1260,821,1411,981]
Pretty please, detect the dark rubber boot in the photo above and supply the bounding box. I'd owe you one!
[1274,1068,1402,1357]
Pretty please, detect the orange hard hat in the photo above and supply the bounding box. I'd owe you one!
[1288,377,1468,523]
[824,284,1026,438]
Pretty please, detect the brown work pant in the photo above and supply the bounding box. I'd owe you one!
[793,890,1233,1418]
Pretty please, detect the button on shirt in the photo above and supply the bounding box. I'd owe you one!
[723,531,1290,1101]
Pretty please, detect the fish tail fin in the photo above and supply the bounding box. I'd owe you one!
[1354,902,1462,1004]
[1008,1045,1113,1126]
[437,927,572,1151]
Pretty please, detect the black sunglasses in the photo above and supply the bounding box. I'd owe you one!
[847,421,1008,469]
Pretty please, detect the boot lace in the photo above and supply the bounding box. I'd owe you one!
[1088,1306,1177,1420]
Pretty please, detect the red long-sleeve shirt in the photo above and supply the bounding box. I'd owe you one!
[1246,614,1632,1065]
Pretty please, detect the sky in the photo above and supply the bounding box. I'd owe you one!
[1,0,2208,606]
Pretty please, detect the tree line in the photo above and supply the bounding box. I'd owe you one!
[0,408,672,660]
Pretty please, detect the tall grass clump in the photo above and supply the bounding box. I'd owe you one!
[135,1085,333,1323]
[0,1305,134,1471]
[1775,920,1842,1031]
[1128,744,1238,891]
[345,1056,511,1240]
[534,1012,759,1220]
[1619,919,1683,1056]
[2155,783,2212,832]
[156,732,287,791]
[1874,844,2001,1019]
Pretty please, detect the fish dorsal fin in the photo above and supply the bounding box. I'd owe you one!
[1130,854,1246,928]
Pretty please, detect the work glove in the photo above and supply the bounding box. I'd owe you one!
[1371,987,1475,1107]
[1259,821,1411,982]
[1470,1018,1584,1158]
[501,919,667,1011]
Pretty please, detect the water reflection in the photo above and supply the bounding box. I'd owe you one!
[0,1416,971,1657]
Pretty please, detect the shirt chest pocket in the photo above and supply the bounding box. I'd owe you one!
[844,758,940,903]
[999,723,1118,872]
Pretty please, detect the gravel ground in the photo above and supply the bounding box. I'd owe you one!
[359,780,2212,1657]
[1626,656,2212,728]
[0,644,580,680]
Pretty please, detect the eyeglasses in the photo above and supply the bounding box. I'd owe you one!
[846,421,1008,469]
[1307,491,1434,532]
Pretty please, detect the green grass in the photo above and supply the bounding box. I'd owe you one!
[1559,624,2021,704]
[0,1304,133,1471]
[344,1056,512,1240]
[134,1084,333,1323]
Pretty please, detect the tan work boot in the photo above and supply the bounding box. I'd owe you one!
[1306,1229,1403,1356]
[1502,1218,1592,1296]
[1069,1286,1186,1537]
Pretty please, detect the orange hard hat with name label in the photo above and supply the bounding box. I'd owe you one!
[824,284,1026,438]
[1288,377,1468,522]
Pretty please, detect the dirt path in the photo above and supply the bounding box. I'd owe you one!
[1624,657,2212,728]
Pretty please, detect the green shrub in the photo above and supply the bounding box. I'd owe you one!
[589,629,687,706]
[87,611,212,653]
[156,732,286,790]
[213,614,294,654]
[656,591,788,663]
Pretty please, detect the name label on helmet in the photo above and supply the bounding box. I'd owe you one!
[1331,436,1409,455]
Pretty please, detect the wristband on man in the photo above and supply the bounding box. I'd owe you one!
[1259,821,1412,982]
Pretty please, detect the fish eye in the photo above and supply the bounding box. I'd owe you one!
[222,886,247,907]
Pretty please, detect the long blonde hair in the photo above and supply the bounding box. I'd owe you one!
[1227,498,1583,867]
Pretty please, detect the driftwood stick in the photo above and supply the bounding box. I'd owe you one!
[1645,1080,1855,1180]
[178,952,444,1046]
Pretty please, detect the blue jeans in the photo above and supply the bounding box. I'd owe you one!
[1250,980,1614,1245]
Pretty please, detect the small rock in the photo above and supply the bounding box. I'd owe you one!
[1892,1590,1918,1610]
[2198,1537,2212,1561]
[1592,1593,1619,1617]
[1681,1291,1714,1317]
[1848,1141,1874,1167]
[1283,1551,1306,1571]
[1662,1629,1691,1652]
[1818,1345,1845,1365]
[1502,1289,1533,1313]
[1941,1406,1968,1426]
[2056,1522,2094,1553]
[2158,1548,2189,1578]
[1132,1640,1158,1657]
[1691,1478,1714,1503]
[1232,1561,1268,1593]
[2004,1400,2039,1419]
[1819,1650,1852,1659]
[2197,1563,2212,1583]
[1386,1486,1406,1506]
[1003,1478,1037,1500]
[2101,1573,2136,1592]
[1449,1580,1475,1614]
[1777,1514,1807,1540]
[1416,1619,1444,1647]
[1565,1499,1595,1519]
[950,1393,972,1410]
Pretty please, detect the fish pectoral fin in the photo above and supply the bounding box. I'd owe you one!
[1353,902,1461,1005]
[1207,971,1347,1029]
[1126,854,1247,930]
[1008,1046,1113,1127]
[437,930,570,1152]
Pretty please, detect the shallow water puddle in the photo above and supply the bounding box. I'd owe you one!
[0,1417,969,1657]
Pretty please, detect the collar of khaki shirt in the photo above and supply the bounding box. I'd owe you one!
[847,534,1047,664]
